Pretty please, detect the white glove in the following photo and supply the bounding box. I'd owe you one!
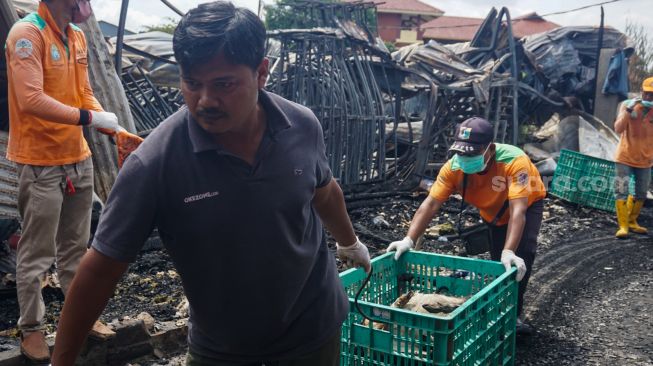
[386,236,413,260]
[90,111,120,132]
[501,249,526,281]
[336,238,371,273]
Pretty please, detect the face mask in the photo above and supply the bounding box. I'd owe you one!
[457,146,489,174]
[72,0,92,24]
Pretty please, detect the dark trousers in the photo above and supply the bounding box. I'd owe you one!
[487,199,544,317]
[186,330,341,366]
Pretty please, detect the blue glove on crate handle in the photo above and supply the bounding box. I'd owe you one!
[354,267,391,326]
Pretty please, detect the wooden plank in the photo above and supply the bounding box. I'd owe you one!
[593,48,621,129]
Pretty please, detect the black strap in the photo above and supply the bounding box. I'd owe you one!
[456,174,468,234]
[354,267,391,325]
[457,173,509,232]
[489,199,510,226]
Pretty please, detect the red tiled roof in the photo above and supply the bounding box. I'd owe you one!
[421,12,559,41]
[345,0,444,16]
[421,16,482,42]
[512,14,559,38]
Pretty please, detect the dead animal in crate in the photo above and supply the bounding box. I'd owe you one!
[363,291,467,330]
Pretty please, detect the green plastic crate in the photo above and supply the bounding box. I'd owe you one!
[339,252,518,366]
[550,149,635,213]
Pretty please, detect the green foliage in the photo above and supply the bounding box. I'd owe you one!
[384,41,396,53]
[264,1,297,30]
[264,0,377,33]
[142,17,178,34]
[625,21,653,92]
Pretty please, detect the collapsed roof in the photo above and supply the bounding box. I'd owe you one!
[97,2,631,190]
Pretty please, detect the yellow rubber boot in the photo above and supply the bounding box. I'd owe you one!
[627,196,648,234]
[615,199,629,239]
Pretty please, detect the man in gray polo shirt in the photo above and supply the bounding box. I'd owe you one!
[51,2,371,365]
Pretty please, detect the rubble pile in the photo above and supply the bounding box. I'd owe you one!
[1,180,651,365]
[105,1,633,192]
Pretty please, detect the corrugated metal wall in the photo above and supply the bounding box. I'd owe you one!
[0,131,18,219]
[0,2,19,220]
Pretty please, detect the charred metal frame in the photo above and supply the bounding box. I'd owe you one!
[121,64,183,134]
[108,1,604,192]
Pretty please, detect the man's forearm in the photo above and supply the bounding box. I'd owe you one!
[504,214,526,252]
[407,209,433,243]
[52,250,128,365]
[313,179,357,246]
[614,107,628,134]
[18,90,86,126]
[320,205,357,246]
[406,197,442,242]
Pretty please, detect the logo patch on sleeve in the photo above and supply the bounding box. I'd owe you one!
[15,38,33,59]
[517,172,529,186]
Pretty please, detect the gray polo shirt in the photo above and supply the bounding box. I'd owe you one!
[92,90,348,361]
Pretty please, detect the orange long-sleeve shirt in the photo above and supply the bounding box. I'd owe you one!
[614,102,653,168]
[5,2,103,165]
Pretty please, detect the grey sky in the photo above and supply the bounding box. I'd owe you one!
[94,0,652,36]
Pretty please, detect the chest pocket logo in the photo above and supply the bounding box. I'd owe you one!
[50,44,61,62]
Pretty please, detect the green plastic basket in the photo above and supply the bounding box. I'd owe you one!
[339,252,518,366]
[549,149,635,213]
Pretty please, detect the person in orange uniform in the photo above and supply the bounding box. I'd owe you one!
[613,77,653,239]
[5,0,118,361]
[387,117,546,335]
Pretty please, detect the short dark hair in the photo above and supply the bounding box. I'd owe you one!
[173,1,266,73]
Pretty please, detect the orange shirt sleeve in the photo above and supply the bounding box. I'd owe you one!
[613,103,629,134]
[505,156,534,200]
[7,23,81,125]
[429,161,456,202]
[82,75,103,112]
[77,32,103,112]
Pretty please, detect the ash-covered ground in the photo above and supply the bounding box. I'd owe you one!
[1,193,651,365]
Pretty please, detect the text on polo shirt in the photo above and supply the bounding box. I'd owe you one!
[184,191,219,203]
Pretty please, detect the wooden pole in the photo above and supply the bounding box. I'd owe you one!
[80,12,137,200]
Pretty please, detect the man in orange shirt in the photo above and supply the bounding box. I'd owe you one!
[5,0,119,361]
[613,77,653,238]
[387,117,546,335]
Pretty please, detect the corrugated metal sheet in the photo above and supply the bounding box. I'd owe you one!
[1,1,21,220]
[0,131,19,220]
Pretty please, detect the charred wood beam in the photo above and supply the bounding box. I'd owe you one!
[80,13,137,201]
